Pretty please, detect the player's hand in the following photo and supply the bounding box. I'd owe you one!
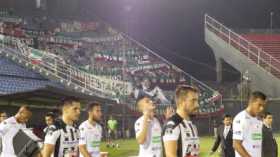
[165,106,175,120]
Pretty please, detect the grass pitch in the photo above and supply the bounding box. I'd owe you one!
[101,135,280,157]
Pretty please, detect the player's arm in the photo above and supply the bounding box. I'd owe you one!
[135,115,150,144]
[211,131,221,153]
[42,129,60,157]
[79,145,91,157]
[36,151,43,157]
[164,140,177,157]
[232,117,251,157]
[163,122,180,157]
[233,140,251,157]
[42,144,54,157]
[79,126,91,157]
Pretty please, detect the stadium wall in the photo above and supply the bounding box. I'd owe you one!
[205,24,280,98]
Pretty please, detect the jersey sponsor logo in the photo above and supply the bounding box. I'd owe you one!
[235,120,241,124]
[151,146,161,151]
[251,133,262,140]
[233,131,242,135]
[152,136,161,143]
[63,140,79,145]
[90,141,101,147]
[184,137,199,141]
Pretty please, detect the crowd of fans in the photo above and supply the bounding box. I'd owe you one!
[0,10,222,113]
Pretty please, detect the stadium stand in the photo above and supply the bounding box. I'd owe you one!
[0,13,222,116]
[0,57,42,78]
[242,34,280,61]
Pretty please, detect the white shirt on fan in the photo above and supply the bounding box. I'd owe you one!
[233,110,262,157]
[0,117,26,157]
[134,116,162,157]
[79,120,102,157]
[223,125,231,138]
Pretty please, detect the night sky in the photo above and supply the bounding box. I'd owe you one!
[84,0,280,82]
[2,0,279,82]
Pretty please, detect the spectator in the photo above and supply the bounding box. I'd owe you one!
[210,114,235,157]
[106,115,119,148]
[262,112,278,157]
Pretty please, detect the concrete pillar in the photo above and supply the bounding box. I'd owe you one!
[216,58,223,83]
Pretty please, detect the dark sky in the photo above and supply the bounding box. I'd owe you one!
[4,0,280,81]
[84,0,280,81]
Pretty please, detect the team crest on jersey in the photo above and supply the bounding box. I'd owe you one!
[48,131,53,135]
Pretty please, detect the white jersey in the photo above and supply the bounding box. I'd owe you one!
[44,119,79,157]
[162,113,199,157]
[0,117,26,157]
[134,116,162,157]
[44,125,56,134]
[79,120,102,157]
[233,110,262,157]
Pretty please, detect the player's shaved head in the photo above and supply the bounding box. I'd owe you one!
[15,105,32,124]
[18,105,31,113]
[0,111,7,122]
[60,97,81,123]
[247,91,267,116]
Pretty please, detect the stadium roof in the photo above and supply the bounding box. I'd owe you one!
[0,85,116,107]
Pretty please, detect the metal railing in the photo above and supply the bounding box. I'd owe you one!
[0,32,223,114]
[205,14,280,79]
[121,32,223,114]
[121,32,219,94]
[0,36,131,101]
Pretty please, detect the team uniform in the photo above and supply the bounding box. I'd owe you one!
[162,113,200,157]
[43,125,56,140]
[44,125,56,134]
[134,116,162,157]
[0,116,26,157]
[44,119,80,157]
[233,110,263,157]
[79,120,102,157]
